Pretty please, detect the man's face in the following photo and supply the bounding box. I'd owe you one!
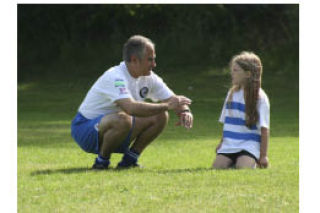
[138,45,156,76]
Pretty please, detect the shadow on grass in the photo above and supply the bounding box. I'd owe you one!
[30,167,93,176]
[30,167,214,176]
[155,167,213,174]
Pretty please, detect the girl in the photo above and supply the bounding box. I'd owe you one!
[212,51,270,169]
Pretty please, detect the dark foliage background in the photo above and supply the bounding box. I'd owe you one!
[18,4,298,82]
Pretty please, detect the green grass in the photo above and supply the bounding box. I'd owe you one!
[18,65,299,212]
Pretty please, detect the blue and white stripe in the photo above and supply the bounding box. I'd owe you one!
[226,101,246,113]
[224,117,257,130]
[223,130,261,142]
[222,101,261,143]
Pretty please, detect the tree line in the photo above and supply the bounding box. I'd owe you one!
[18,4,298,81]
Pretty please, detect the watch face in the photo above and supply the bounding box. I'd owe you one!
[139,87,149,98]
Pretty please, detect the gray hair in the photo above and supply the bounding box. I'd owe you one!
[122,35,155,62]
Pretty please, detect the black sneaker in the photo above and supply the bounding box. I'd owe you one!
[92,158,109,170]
[116,162,142,169]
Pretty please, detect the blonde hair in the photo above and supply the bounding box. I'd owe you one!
[228,51,263,128]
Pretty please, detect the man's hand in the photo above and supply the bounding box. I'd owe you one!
[176,111,193,129]
[258,156,269,168]
[168,96,192,110]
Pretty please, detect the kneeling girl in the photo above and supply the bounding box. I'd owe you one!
[213,51,270,169]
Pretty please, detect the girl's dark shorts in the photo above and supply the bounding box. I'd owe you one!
[218,150,258,164]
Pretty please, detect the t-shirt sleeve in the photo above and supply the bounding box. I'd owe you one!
[148,73,174,101]
[258,93,270,128]
[96,74,132,102]
[219,92,230,123]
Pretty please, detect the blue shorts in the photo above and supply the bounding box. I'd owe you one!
[71,112,135,154]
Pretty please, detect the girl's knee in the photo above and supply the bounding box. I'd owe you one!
[235,164,256,169]
[212,163,229,170]
[235,156,256,169]
[212,155,233,169]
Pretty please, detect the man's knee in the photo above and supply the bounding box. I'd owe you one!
[115,113,133,131]
[154,111,169,126]
[100,112,132,133]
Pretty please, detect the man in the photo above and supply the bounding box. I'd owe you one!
[71,35,193,169]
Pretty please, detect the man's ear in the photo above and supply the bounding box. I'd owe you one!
[130,55,139,64]
[246,71,251,78]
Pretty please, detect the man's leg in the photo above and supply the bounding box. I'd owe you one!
[131,111,169,153]
[98,112,132,157]
[93,112,132,169]
[212,154,233,169]
[235,155,257,169]
[117,111,169,168]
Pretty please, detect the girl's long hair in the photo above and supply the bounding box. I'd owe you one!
[228,51,263,128]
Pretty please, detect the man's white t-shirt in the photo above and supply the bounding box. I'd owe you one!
[78,61,174,119]
[217,88,270,159]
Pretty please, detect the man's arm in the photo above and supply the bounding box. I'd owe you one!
[116,98,168,117]
[115,96,191,117]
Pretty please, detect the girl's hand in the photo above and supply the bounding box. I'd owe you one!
[258,156,269,168]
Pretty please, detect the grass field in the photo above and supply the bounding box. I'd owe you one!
[18,65,299,212]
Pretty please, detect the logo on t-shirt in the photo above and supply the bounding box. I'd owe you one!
[139,87,149,98]
[114,79,125,87]
[119,87,128,95]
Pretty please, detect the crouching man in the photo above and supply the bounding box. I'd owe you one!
[71,35,193,169]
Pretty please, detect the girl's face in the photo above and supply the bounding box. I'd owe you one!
[231,62,250,86]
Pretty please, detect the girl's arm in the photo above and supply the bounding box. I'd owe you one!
[259,127,269,168]
[216,137,223,153]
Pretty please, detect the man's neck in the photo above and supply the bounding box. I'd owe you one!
[125,62,140,78]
